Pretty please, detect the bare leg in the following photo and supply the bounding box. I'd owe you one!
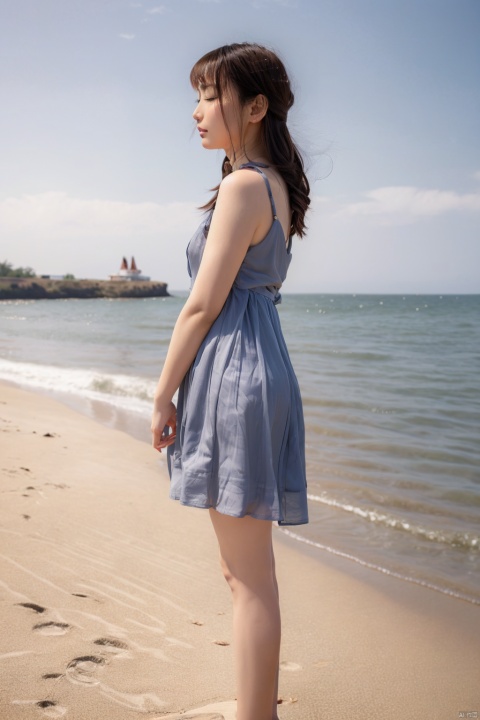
[271,545,280,720]
[209,509,281,720]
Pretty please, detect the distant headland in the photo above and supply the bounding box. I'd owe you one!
[0,258,170,300]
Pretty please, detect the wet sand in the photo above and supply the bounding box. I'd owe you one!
[0,383,478,720]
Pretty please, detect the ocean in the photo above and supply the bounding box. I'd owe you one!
[1,293,479,605]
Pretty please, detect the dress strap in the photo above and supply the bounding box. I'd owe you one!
[239,162,278,221]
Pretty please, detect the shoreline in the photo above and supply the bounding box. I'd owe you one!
[3,376,480,608]
[1,382,479,719]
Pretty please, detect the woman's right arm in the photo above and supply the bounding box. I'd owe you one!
[151,170,267,451]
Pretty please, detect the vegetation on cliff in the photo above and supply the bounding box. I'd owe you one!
[0,277,169,300]
[0,260,36,278]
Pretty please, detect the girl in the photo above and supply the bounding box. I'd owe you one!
[151,42,310,720]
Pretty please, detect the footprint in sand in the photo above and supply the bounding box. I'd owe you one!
[154,700,236,720]
[93,637,129,655]
[17,602,46,614]
[155,714,224,720]
[66,655,106,685]
[279,660,302,671]
[36,700,67,718]
[33,622,71,637]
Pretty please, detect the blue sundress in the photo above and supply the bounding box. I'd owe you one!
[167,162,308,526]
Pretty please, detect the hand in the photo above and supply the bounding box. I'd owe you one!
[151,400,177,453]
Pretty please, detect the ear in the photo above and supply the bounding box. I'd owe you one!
[248,94,268,123]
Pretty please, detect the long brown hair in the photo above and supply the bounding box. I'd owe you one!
[190,43,310,238]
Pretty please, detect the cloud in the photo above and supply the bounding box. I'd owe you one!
[146,5,167,14]
[119,33,135,40]
[342,186,480,225]
[9,186,474,241]
[2,189,478,292]
[0,192,196,238]
[0,192,200,281]
[250,0,297,7]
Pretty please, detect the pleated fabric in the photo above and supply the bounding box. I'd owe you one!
[167,163,308,526]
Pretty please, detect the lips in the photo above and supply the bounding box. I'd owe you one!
[197,127,207,134]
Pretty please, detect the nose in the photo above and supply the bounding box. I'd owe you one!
[192,101,201,122]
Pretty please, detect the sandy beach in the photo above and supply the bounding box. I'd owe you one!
[0,382,479,720]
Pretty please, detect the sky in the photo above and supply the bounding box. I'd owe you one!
[1,0,479,293]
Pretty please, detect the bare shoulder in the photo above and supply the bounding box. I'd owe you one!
[218,169,266,206]
[214,167,279,244]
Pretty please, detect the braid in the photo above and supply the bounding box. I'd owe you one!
[263,114,310,237]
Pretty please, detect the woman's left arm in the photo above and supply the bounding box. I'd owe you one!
[151,170,264,451]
